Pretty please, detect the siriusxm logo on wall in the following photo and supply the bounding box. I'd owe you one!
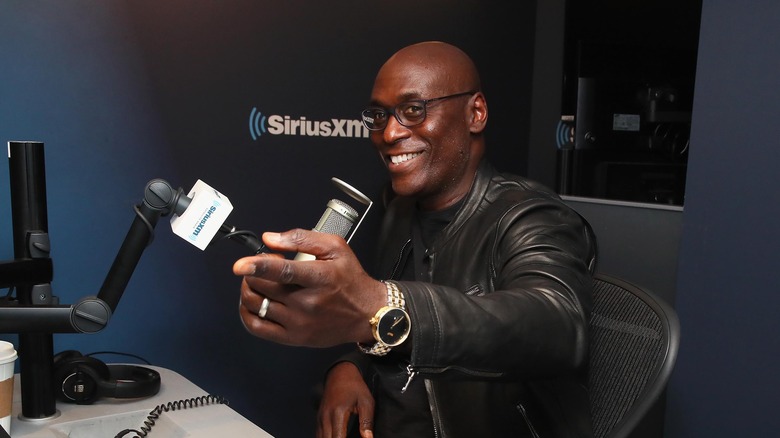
[249,107,369,141]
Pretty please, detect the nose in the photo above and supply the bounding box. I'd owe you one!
[382,113,410,143]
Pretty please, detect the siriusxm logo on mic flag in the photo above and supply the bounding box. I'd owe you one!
[249,107,369,141]
[170,179,234,250]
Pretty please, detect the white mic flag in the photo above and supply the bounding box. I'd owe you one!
[170,179,234,250]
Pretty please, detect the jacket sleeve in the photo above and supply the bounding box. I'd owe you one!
[400,194,597,380]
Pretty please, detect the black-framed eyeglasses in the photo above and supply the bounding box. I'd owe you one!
[361,90,478,131]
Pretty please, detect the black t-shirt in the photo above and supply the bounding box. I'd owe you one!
[373,201,462,438]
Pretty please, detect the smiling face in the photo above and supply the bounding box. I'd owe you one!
[368,42,487,211]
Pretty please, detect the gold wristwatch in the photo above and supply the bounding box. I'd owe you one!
[358,281,411,356]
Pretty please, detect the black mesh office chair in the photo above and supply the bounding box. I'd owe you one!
[588,273,681,438]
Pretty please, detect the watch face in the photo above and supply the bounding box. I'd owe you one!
[377,308,410,347]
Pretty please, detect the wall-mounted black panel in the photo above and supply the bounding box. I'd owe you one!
[558,0,702,206]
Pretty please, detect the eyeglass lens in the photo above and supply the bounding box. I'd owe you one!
[361,91,476,131]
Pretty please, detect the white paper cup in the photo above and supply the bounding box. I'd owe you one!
[0,341,18,435]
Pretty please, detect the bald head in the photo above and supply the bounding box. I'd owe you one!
[376,41,481,98]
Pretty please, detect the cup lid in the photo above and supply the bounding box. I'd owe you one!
[0,341,18,363]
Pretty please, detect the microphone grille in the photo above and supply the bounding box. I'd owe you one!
[317,199,359,238]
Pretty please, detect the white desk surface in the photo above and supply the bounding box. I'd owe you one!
[10,366,274,438]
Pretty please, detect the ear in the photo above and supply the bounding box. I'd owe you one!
[468,92,488,134]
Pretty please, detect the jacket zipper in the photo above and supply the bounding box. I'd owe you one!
[401,363,417,393]
[409,364,522,438]
[405,364,506,380]
[402,363,507,393]
[401,366,440,437]
[426,379,441,438]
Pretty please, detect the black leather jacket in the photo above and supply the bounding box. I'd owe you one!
[347,160,597,437]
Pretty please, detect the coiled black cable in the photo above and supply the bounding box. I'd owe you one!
[113,394,229,438]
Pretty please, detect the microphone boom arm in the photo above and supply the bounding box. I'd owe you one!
[0,142,260,421]
[96,197,164,313]
[0,180,183,334]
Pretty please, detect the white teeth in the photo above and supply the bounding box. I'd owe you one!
[390,152,421,164]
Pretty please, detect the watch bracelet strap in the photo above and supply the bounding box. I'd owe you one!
[357,280,406,356]
[358,340,392,356]
[383,280,406,309]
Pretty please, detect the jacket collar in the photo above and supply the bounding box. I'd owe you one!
[433,158,495,247]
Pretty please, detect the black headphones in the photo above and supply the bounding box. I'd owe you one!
[52,350,161,405]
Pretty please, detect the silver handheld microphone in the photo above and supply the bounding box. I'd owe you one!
[294,199,359,261]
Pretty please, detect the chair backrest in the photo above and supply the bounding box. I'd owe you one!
[588,273,681,438]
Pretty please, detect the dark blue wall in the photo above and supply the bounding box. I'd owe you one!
[0,2,533,436]
[665,1,780,436]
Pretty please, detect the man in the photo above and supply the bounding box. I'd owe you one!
[234,41,597,438]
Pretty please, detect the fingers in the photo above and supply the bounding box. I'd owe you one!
[237,278,295,344]
[358,415,374,438]
[233,228,370,347]
[356,398,375,438]
[234,251,304,299]
[316,409,351,438]
[235,253,321,292]
[238,276,294,322]
[237,298,292,345]
[233,229,353,287]
[233,251,283,276]
[264,229,348,261]
[239,275,282,311]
